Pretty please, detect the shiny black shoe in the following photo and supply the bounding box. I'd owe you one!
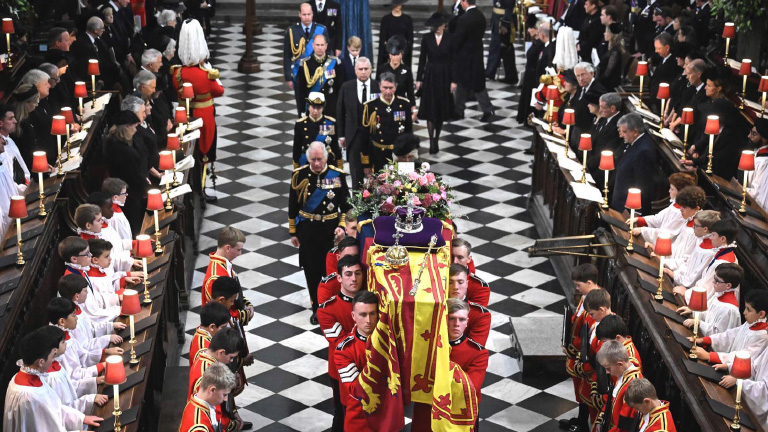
[310,313,318,325]
[479,111,495,122]
[203,189,217,203]
[240,421,253,430]
[559,418,577,430]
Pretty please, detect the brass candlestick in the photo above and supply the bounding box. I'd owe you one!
[655,256,665,301]
[602,173,609,209]
[689,312,701,359]
[142,258,152,304]
[627,209,636,251]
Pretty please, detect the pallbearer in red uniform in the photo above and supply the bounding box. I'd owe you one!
[451,238,489,306]
[334,291,379,431]
[318,255,364,432]
[562,264,600,432]
[173,18,225,200]
[189,302,232,367]
[188,328,242,431]
[320,236,360,303]
[448,264,491,345]
[179,363,237,432]
[624,378,677,432]
[595,340,643,432]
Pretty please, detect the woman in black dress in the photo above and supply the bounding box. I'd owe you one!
[578,0,603,62]
[105,111,151,234]
[9,84,42,171]
[378,0,413,68]
[416,12,452,154]
[596,23,625,91]
[377,35,415,103]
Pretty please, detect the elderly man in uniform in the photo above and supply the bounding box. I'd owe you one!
[296,34,342,118]
[284,2,330,115]
[289,142,351,324]
[361,72,413,175]
[293,92,343,170]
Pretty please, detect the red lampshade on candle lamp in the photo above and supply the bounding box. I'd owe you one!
[174,107,188,138]
[738,150,756,214]
[656,83,670,130]
[599,150,614,208]
[51,115,66,176]
[562,108,575,125]
[121,289,141,316]
[74,81,87,123]
[723,23,735,65]
[636,61,648,106]
[159,151,174,171]
[739,59,752,109]
[578,134,592,184]
[60,107,74,157]
[159,151,174,210]
[730,349,752,430]
[680,107,694,155]
[166,133,180,186]
[545,85,558,130]
[653,231,672,301]
[31,151,48,218]
[87,59,99,101]
[704,115,720,174]
[181,82,194,121]
[759,76,768,117]
[135,235,153,304]
[9,195,26,265]
[625,188,642,251]
[2,18,13,69]
[147,189,164,254]
[687,286,708,357]
[105,354,127,430]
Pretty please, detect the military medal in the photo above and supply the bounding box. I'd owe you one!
[325,135,332,144]
[328,202,335,211]
[386,106,392,113]
[327,190,336,199]
[398,125,405,133]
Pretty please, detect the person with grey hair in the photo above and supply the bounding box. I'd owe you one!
[141,49,163,73]
[288,139,350,324]
[19,70,60,165]
[157,9,177,29]
[612,113,657,214]
[360,70,413,173]
[586,92,623,186]
[572,61,607,144]
[122,95,162,184]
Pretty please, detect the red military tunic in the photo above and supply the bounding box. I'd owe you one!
[597,367,643,432]
[188,351,231,431]
[326,246,338,276]
[178,396,222,432]
[566,297,596,401]
[468,301,492,346]
[334,328,370,431]
[317,292,355,381]
[638,402,676,432]
[317,273,341,305]
[578,322,604,418]
[467,273,490,307]
[189,327,213,367]
[201,253,252,326]
[172,64,225,160]
[449,334,489,402]
[623,337,642,372]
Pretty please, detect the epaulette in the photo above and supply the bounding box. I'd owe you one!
[293,164,309,172]
[321,272,338,283]
[297,115,308,123]
[319,296,337,308]
[469,301,490,314]
[467,337,486,350]
[324,115,336,122]
[299,57,308,66]
[363,98,376,105]
[198,65,220,80]
[328,165,344,173]
[396,95,410,103]
[469,273,489,287]
[336,334,355,350]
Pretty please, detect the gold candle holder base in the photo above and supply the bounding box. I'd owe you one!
[16,241,24,266]
[172,168,180,187]
[129,338,139,365]
[154,231,163,254]
[689,332,699,360]
[740,188,748,214]
[142,281,152,304]
[113,409,123,432]
[38,196,46,217]
[57,155,64,176]
[654,277,664,302]
[731,404,742,431]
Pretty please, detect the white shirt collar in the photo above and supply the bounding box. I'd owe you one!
[606,112,620,123]
[193,395,219,428]
[631,133,646,145]
[466,5,477,10]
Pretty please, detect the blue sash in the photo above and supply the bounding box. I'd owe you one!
[295,168,340,225]
[309,58,338,93]
[292,25,327,81]
[299,119,335,166]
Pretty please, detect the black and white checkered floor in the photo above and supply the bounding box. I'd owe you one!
[180,23,578,431]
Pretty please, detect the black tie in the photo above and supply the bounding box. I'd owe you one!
[304,27,310,40]
[361,82,367,104]
[580,88,586,100]
[353,56,357,66]
[318,1,324,11]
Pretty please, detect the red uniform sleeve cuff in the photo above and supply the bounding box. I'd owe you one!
[702,336,712,346]
[710,352,721,364]
[96,362,105,374]
[637,217,647,227]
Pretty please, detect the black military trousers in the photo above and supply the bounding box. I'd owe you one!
[297,220,337,312]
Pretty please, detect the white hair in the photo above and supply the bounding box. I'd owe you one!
[157,9,177,27]
[306,141,328,160]
[20,69,49,86]
[178,19,209,66]
[141,49,161,67]
[133,70,156,89]
[575,62,595,75]
[553,27,579,70]
[163,39,177,59]
[120,95,144,114]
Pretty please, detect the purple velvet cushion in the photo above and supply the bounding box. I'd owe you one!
[372,216,446,247]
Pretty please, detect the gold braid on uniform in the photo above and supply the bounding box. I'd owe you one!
[290,31,307,61]
[291,172,311,205]
[304,62,325,87]
[361,103,377,133]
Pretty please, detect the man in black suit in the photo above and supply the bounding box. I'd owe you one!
[337,57,378,189]
[671,59,707,116]
[693,0,712,46]
[649,33,682,112]
[284,3,330,115]
[515,25,544,124]
[102,0,135,62]
[310,0,342,56]
[572,61,607,145]
[451,0,495,122]
[559,0,586,30]
[611,113,658,215]
[587,92,623,187]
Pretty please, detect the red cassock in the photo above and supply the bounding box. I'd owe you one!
[467,274,490,307]
[565,298,595,401]
[172,65,225,160]
[317,293,355,381]
[189,327,212,367]
[178,396,222,432]
[598,368,643,432]
[326,247,338,276]
[468,301,491,346]
[334,328,370,431]
[638,402,676,432]
[317,273,341,305]
[187,351,231,431]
